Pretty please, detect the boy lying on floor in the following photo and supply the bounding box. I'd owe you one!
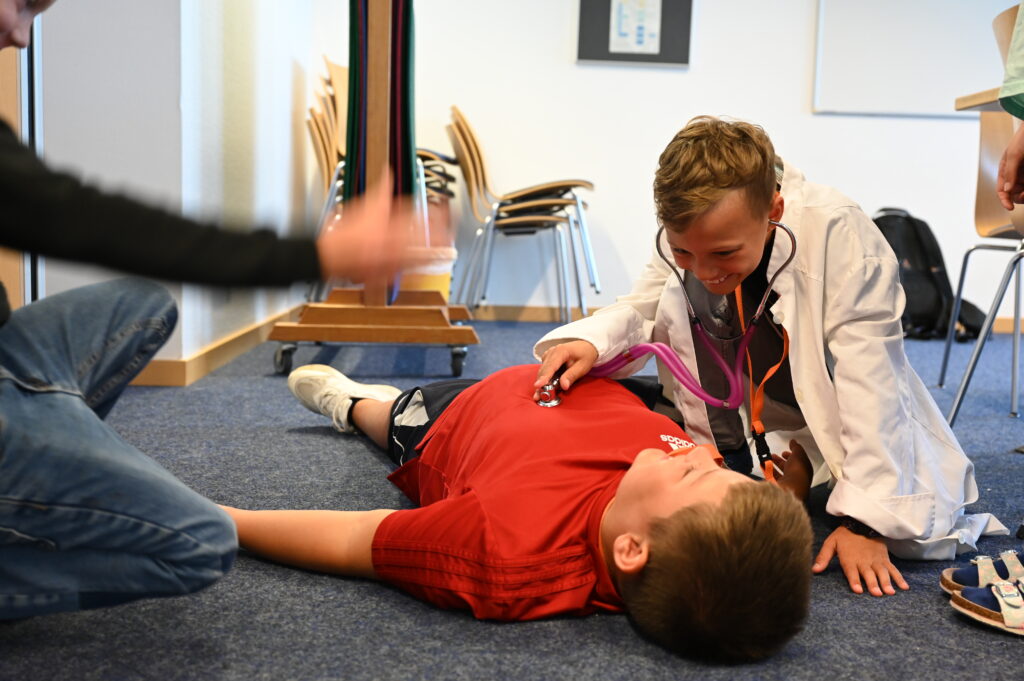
[221,364,813,661]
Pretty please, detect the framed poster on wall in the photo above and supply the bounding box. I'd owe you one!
[577,0,692,66]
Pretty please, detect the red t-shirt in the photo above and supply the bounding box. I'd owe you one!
[371,364,694,621]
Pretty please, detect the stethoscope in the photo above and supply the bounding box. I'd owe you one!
[538,220,797,410]
[538,219,797,481]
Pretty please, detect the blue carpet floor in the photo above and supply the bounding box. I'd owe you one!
[2,322,1023,680]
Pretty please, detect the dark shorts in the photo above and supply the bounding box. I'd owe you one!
[385,379,478,466]
[384,376,666,467]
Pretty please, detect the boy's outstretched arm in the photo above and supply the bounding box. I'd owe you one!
[221,506,396,578]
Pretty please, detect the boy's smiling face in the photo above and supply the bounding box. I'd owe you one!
[0,0,56,50]
[664,189,784,296]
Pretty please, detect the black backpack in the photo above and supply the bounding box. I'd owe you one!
[872,208,985,341]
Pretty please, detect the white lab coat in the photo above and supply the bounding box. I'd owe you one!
[535,162,1006,559]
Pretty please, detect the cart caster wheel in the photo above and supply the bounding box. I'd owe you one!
[274,344,296,375]
[450,347,467,377]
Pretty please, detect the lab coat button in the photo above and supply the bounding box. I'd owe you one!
[795,388,804,401]
[773,311,785,324]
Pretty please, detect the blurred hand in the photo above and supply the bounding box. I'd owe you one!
[772,439,812,502]
[532,340,599,400]
[998,122,1024,210]
[315,177,437,285]
[812,526,909,597]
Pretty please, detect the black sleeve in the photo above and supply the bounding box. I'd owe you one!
[0,120,321,286]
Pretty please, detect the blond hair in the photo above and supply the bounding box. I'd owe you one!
[619,482,812,662]
[654,116,778,230]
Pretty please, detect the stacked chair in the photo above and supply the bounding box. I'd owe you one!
[414,147,459,262]
[268,56,477,377]
[447,106,600,323]
[417,148,458,202]
[302,59,349,306]
[274,1,479,378]
[307,59,347,197]
[304,59,460,300]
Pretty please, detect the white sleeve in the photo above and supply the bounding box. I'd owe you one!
[816,208,938,540]
[533,242,675,369]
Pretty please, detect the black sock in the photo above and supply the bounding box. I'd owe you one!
[347,398,363,433]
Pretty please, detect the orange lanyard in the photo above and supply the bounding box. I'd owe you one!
[734,287,789,483]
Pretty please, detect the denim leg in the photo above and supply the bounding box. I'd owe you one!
[0,277,177,418]
[0,387,236,618]
[0,278,235,618]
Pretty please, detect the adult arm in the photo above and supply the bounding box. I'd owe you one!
[0,120,423,286]
[222,506,395,578]
[997,123,1024,210]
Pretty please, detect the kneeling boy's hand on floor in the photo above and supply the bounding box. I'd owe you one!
[813,526,910,597]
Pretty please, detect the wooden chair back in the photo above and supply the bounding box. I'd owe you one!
[324,58,349,158]
[305,59,349,194]
[446,123,490,224]
[974,5,1024,239]
[976,111,1024,238]
[451,106,499,202]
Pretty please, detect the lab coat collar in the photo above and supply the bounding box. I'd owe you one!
[766,159,804,318]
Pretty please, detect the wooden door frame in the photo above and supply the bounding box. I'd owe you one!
[0,47,25,309]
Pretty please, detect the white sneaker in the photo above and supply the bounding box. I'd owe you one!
[287,364,402,433]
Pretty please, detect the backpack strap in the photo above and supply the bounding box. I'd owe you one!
[903,213,956,331]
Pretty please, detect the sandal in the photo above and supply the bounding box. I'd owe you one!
[939,550,1024,595]
[950,581,1024,636]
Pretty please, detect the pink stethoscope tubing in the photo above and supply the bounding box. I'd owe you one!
[588,220,795,410]
[588,332,755,409]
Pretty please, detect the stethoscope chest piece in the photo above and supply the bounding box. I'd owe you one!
[537,382,561,407]
[537,366,567,407]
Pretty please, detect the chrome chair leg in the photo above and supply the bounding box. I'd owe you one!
[939,243,1019,387]
[948,245,1024,426]
[309,161,346,303]
[552,226,567,323]
[1013,259,1021,417]
[567,213,588,319]
[414,158,431,245]
[473,212,499,309]
[572,192,601,294]
[454,224,486,305]
[557,223,573,323]
[472,217,497,309]
[459,212,495,310]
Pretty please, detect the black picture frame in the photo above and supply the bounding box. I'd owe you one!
[577,0,692,66]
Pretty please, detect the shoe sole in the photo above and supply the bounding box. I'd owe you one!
[950,590,1024,635]
[939,568,963,595]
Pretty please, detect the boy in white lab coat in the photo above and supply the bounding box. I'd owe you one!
[534,116,1006,597]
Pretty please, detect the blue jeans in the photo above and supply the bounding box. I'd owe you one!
[0,278,236,618]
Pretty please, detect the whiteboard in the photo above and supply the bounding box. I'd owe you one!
[814,0,1012,117]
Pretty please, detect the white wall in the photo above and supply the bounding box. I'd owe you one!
[39,0,187,356]
[414,0,1009,315]
[34,0,1017,360]
[38,0,342,359]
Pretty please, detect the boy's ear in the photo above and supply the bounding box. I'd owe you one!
[612,532,650,575]
[769,193,785,222]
